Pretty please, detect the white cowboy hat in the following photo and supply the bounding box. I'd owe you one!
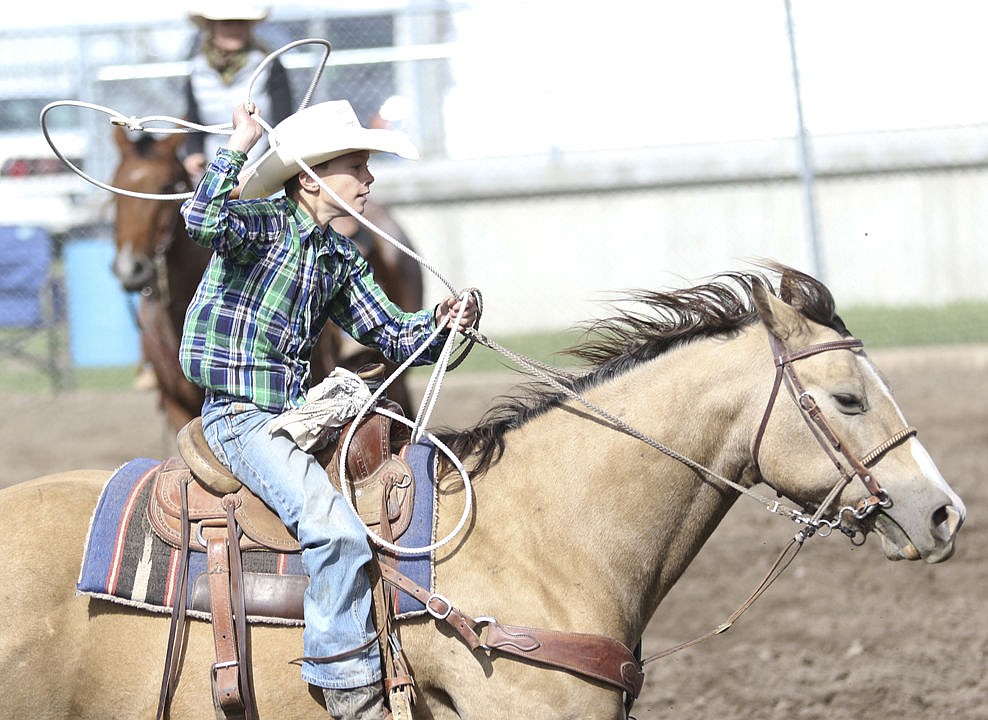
[189,3,269,25]
[238,100,419,200]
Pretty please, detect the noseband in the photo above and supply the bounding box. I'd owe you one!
[751,333,917,524]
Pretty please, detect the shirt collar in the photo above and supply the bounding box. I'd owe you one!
[284,196,355,259]
[285,196,318,237]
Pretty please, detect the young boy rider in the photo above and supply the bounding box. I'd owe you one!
[179,99,477,719]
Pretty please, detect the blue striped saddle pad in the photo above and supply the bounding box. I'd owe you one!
[77,440,439,624]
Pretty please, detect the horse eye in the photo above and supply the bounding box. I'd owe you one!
[833,393,866,414]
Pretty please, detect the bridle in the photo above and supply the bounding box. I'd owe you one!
[145,196,185,305]
[471,326,917,538]
[751,333,917,531]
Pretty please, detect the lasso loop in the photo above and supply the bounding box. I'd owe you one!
[338,306,476,555]
[39,38,333,201]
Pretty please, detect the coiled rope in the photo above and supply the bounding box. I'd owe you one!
[41,38,333,201]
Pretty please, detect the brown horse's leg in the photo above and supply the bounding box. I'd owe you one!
[139,298,203,433]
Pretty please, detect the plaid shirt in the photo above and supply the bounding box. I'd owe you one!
[179,148,443,412]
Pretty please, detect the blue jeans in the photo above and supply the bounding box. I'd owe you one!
[201,394,381,689]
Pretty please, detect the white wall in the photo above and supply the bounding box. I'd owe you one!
[375,126,988,334]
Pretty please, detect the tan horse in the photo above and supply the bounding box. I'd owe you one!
[109,127,424,432]
[0,265,965,719]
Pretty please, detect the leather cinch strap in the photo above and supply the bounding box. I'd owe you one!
[204,495,256,718]
[156,478,191,720]
[377,563,645,699]
[156,484,257,720]
[207,534,241,712]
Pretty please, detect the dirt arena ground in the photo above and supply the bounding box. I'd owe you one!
[2,344,985,719]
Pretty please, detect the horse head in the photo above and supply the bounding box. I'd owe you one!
[110,127,192,294]
[748,269,965,563]
[442,263,965,580]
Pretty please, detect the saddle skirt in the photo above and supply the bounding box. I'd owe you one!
[77,436,440,623]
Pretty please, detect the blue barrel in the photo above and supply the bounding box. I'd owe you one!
[64,238,141,367]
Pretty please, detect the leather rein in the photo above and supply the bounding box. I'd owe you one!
[386,331,920,714]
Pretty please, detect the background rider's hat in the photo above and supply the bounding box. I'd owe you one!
[238,100,419,200]
[189,3,270,25]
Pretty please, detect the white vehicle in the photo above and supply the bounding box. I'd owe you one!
[0,95,102,235]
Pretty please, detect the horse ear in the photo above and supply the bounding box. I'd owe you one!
[112,125,133,156]
[159,130,186,157]
[752,278,809,342]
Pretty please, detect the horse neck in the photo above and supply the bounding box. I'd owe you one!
[162,216,210,316]
[463,326,768,639]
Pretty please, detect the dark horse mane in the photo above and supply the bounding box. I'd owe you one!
[436,262,849,476]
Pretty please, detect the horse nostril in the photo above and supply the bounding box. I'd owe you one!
[944,505,963,534]
[114,254,155,292]
[931,505,963,543]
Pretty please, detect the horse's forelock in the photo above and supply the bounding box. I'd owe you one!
[132,133,160,157]
[771,262,848,335]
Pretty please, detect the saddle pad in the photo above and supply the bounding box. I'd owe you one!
[77,445,440,623]
[77,458,305,626]
[390,438,439,618]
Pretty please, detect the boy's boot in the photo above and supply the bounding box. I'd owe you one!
[322,684,388,720]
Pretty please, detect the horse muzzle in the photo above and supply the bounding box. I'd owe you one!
[112,246,156,293]
[871,499,965,563]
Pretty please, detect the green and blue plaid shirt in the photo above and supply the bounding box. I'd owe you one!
[179,148,443,412]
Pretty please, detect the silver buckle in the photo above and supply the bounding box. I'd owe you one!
[426,593,453,620]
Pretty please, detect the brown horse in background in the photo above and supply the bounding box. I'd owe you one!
[110,127,423,433]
